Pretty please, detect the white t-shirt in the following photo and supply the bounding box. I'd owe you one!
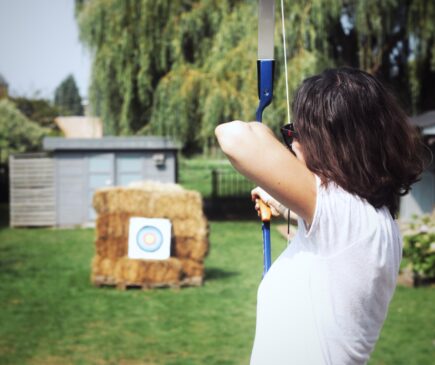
[250,177,402,365]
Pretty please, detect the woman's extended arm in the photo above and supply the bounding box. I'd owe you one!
[215,121,317,225]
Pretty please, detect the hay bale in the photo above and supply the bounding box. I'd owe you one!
[95,237,128,260]
[91,255,117,285]
[173,236,209,261]
[95,213,130,239]
[114,257,182,286]
[92,255,206,288]
[128,180,184,192]
[172,217,208,237]
[95,230,209,262]
[92,181,209,289]
[96,213,208,240]
[93,182,203,220]
[95,230,208,261]
[180,259,204,278]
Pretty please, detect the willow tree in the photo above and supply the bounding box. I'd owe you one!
[76,0,434,152]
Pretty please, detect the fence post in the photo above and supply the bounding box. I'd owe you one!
[212,169,218,198]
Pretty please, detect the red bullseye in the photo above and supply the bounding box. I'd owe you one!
[136,226,163,252]
[142,233,156,246]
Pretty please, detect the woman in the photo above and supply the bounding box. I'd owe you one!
[215,68,426,364]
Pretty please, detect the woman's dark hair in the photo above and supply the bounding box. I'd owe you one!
[292,67,428,217]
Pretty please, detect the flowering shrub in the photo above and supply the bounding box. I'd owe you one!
[402,215,435,285]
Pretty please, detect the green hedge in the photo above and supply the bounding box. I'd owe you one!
[402,215,435,285]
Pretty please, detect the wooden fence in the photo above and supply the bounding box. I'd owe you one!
[9,154,56,227]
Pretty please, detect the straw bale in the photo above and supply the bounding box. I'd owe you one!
[95,212,130,239]
[172,217,208,238]
[114,257,182,285]
[95,225,209,261]
[173,236,209,261]
[128,180,184,192]
[91,255,117,284]
[92,181,209,289]
[180,259,204,278]
[95,231,209,261]
[96,213,208,240]
[151,191,203,219]
[93,183,203,220]
[95,237,128,260]
[91,255,206,288]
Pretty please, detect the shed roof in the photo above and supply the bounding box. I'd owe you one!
[410,110,435,128]
[410,110,435,135]
[43,136,181,151]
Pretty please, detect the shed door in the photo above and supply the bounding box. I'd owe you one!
[87,153,115,221]
[116,153,144,186]
[56,153,86,226]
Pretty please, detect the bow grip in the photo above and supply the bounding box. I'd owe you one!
[256,59,275,122]
[257,199,272,222]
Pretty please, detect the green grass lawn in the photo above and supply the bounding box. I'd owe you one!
[178,157,235,197]
[1,222,434,365]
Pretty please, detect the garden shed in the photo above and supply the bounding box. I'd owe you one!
[45,137,180,226]
[10,137,180,227]
[400,111,435,220]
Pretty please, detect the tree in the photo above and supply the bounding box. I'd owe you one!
[0,99,48,163]
[54,74,83,116]
[11,97,61,132]
[75,0,434,152]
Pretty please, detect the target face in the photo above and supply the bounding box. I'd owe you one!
[136,226,163,252]
[128,217,171,260]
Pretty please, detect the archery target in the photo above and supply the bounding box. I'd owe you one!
[128,217,171,260]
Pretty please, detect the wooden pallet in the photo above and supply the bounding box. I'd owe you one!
[92,275,203,290]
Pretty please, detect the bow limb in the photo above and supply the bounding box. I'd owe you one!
[256,0,275,276]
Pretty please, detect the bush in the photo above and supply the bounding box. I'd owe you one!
[11,96,61,131]
[0,99,48,162]
[402,215,435,285]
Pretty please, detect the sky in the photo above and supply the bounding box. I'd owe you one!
[0,0,91,100]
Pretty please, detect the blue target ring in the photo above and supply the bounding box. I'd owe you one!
[136,226,163,252]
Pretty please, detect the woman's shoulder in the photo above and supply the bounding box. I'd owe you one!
[319,178,374,211]
[319,179,394,231]
[300,175,398,257]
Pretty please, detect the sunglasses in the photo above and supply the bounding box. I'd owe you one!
[280,123,299,151]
